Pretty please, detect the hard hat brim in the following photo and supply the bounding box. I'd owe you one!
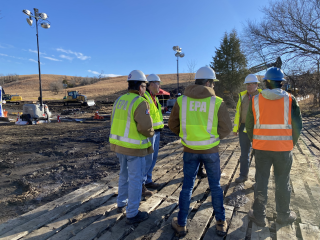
[214,79,219,82]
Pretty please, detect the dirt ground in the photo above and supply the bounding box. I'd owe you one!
[0,102,179,224]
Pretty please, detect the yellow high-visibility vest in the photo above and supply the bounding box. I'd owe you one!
[144,91,164,130]
[177,95,222,150]
[109,93,151,149]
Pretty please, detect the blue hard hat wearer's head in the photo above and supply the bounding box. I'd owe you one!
[263,67,286,81]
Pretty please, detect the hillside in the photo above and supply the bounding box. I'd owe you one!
[2,73,195,101]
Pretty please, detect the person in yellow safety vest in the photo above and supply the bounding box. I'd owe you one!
[168,66,232,237]
[109,70,155,225]
[245,67,302,227]
[233,74,262,183]
[143,74,164,190]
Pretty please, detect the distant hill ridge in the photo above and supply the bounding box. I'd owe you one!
[2,73,192,101]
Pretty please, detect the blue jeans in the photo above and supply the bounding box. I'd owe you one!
[178,152,225,226]
[252,150,292,221]
[239,123,252,177]
[143,131,160,184]
[116,153,145,218]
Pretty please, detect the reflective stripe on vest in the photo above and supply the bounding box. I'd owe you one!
[252,93,293,151]
[145,92,164,128]
[253,94,291,130]
[181,95,220,146]
[109,95,150,147]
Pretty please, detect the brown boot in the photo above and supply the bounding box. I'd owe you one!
[248,209,266,227]
[171,217,187,237]
[276,211,296,225]
[216,220,228,236]
[142,184,153,197]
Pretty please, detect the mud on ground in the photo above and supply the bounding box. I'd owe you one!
[0,102,179,224]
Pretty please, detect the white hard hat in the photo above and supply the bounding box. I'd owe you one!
[195,66,219,82]
[147,74,161,82]
[244,74,259,84]
[127,70,147,82]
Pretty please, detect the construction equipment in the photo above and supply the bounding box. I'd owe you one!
[63,90,95,106]
[21,103,52,124]
[248,57,282,74]
[3,94,23,104]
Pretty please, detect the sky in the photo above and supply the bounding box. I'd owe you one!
[0,0,271,78]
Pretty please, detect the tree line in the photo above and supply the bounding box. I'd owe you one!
[49,73,109,95]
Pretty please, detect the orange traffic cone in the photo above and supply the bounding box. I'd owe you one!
[94,111,104,120]
[94,111,99,119]
[16,112,20,122]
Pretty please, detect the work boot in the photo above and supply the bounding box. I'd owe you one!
[276,211,297,225]
[117,205,126,213]
[171,217,187,237]
[248,209,266,227]
[126,211,149,225]
[142,184,153,197]
[216,220,228,236]
[197,165,207,178]
[235,175,248,183]
[145,181,161,189]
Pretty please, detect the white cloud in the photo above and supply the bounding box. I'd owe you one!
[0,53,24,60]
[56,48,91,60]
[29,59,44,64]
[29,49,45,55]
[88,70,121,77]
[102,74,122,77]
[43,56,62,61]
[88,70,100,74]
[60,54,73,61]
[0,43,14,49]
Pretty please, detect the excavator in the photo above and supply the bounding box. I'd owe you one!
[249,57,298,95]
[63,90,95,106]
[248,57,282,73]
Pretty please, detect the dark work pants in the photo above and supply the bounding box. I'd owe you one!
[252,150,293,221]
[239,123,252,177]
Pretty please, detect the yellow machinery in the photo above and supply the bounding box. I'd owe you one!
[63,91,95,106]
[3,94,22,105]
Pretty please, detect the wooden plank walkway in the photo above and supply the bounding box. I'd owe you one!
[1,117,320,240]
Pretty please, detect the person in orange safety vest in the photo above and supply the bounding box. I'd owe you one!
[245,67,302,227]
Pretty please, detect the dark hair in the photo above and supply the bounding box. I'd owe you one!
[264,80,282,89]
[195,79,213,86]
[128,81,144,91]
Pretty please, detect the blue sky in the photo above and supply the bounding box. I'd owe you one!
[0,0,270,77]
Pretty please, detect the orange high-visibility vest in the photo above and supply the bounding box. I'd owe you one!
[252,93,293,151]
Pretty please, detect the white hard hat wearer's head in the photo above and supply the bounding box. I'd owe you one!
[244,74,259,84]
[127,70,147,82]
[195,66,219,82]
[147,74,161,82]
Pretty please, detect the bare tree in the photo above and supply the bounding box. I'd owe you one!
[186,60,197,82]
[244,0,320,61]
[98,70,104,80]
[49,81,63,94]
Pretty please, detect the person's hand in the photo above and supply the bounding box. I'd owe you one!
[233,132,238,136]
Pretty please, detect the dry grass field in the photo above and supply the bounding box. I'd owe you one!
[3,73,194,101]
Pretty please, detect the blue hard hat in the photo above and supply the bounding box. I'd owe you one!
[263,67,286,81]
